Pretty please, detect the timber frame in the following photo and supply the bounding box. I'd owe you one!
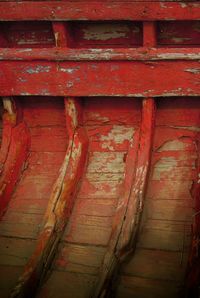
[0,1,200,297]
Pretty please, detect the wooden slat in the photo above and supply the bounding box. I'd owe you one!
[0,61,200,97]
[0,48,200,61]
[0,2,199,21]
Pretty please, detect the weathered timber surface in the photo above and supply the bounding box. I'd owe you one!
[116,97,199,298]
[0,97,67,298]
[0,2,199,21]
[1,48,200,61]
[36,98,141,298]
[0,61,200,97]
[92,98,155,297]
[11,98,88,298]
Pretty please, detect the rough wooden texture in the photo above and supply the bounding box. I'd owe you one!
[1,60,200,97]
[11,98,89,298]
[0,2,199,21]
[37,98,140,298]
[92,98,155,297]
[0,98,30,217]
[1,48,200,61]
[0,97,67,298]
[116,97,199,298]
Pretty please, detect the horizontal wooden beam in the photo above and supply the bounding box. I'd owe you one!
[0,61,200,97]
[0,48,200,61]
[0,2,199,21]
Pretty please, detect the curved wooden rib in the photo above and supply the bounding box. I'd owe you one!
[92,98,156,298]
[11,97,89,298]
[0,97,30,218]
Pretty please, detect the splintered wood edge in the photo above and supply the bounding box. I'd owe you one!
[10,97,89,298]
[92,98,156,298]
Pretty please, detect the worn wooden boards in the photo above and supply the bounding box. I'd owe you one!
[0,97,67,298]
[0,2,200,21]
[37,98,141,298]
[1,60,200,97]
[116,97,199,298]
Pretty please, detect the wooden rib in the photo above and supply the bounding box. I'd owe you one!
[143,22,157,47]
[0,97,30,218]
[0,48,200,61]
[11,97,89,298]
[0,2,199,21]
[92,98,156,298]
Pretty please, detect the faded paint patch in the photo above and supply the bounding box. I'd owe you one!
[157,139,193,152]
[152,157,178,180]
[25,65,51,74]
[101,125,134,151]
[82,24,132,41]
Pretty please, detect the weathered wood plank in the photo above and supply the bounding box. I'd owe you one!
[116,275,180,298]
[64,223,112,247]
[55,243,106,271]
[11,98,88,298]
[121,248,188,282]
[37,271,96,298]
[92,98,155,297]
[1,61,200,97]
[0,2,199,21]
[0,237,36,266]
[87,126,135,152]
[1,48,200,61]
[78,179,123,199]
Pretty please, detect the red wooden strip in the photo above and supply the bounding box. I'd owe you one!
[0,2,199,21]
[0,48,200,61]
[0,61,200,97]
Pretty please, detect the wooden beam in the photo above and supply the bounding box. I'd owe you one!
[0,97,30,217]
[0,2,199,21]
[92,98,156,298]
[0,61,200,97]
[11,97,89,298]
[0,48,200,61]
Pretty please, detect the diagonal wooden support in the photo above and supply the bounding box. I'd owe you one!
[0,97,30,218]
[92,98,156,298]
[11,97,89,298]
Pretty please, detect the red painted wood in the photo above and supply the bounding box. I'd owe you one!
[0,21,55,48]
[158,21,200,47]
[69,21,143,48]
[0,122,30,217]
[0,61,199,97]
[0,2,199,21]
[11,98,89,298]
[143,22,157,47]
[0,48,199,61]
